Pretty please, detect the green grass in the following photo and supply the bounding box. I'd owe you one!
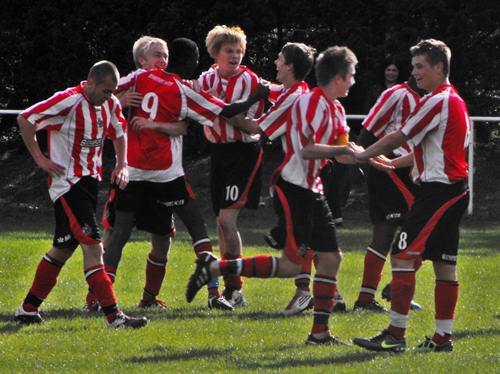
[0,224,499,373]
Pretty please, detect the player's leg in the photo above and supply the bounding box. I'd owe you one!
[138,232,171,309]
[15,244,75,324]
[415,185,468,352]
[354,221,397,312]
[305,194,349,345]
[82,242,147,328]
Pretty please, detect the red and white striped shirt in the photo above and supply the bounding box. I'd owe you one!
[258,82,309,149]
[363,83,419,156]
[279,87,348,192]
[21,82,126,201]
[117,68,225,182]
[401,84,470,183]
[197,65,265,143]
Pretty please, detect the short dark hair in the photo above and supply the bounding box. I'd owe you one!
[315,46,357,87]
[281,43,316,81]
[410,39,451,77]
[88,60,119,84]
[168,38,199,73]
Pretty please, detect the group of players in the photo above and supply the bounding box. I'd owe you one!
[14,25,470,354]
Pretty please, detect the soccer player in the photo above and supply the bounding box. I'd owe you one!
[352,75,423,312]
[14,61,148,328]
[196,25,267,307]
[100,37,269,312]
[90,36,232,311]
[187,46,364,345]
[351,39,470,353]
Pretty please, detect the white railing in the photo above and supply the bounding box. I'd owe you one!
[1,109,499,215]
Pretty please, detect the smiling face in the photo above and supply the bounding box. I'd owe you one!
[274,52,294,85]
[214,42,244,78]
[139,42,168,69]
[411,54,445,92]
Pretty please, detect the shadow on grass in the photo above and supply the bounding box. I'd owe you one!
[236,351,379,370]
[454,327,500,339]
[126,347,232,364]
[141,307,286,321]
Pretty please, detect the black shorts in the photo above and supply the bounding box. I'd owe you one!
[320,160,350,224]
[368,166,417,223]
[104,176,195,231]
[274,177,339,261]
[210,142,263,215]
[114,178,188,235]
[391,181,469,264]
[53,176,101,250]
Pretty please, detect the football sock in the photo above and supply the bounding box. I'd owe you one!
[295,249,313,292]
[357,246,387,304]
[85,264,119,322]
[143,254,167,301]
[219,256,279,278]
[387,269,415,339]
[311,274,336,334]
[222,253,243,291]
[23,253,65,311]
[433,280,459,343]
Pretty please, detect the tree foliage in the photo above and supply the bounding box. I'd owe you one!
[1,0,499,143]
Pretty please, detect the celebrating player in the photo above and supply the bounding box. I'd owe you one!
[352,39,470,353]
[99,37,269,312]
[196,25,267,307]
[14,61,148,328]
[187,46,363,345]
[352,75,423,312]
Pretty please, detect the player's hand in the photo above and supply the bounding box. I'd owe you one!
[255,82,270,100]
[119,92,143,108]
[368,155,395,171]
[35,155,65,177]
[111,164,129,190]
[130,116,156,132]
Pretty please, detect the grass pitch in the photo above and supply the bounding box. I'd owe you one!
[0,223,499,373]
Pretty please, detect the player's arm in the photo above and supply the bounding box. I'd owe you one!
[301,142,355,161]
[110,134,129,189]
[17,115,65,176]
[130,116,188,136]
[353,130,408,162]
[391,152,414,168]
[227,115,261,135]
[118,90,143,108]
[219,82,270,118]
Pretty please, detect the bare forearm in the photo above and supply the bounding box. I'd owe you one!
[17,115,44,162]
[392,153,414,168]
[301,143,350,160]
[360,130,408,160]
[113,135,127,167]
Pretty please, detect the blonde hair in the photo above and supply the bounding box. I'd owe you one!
[132,35,168,68]
[205,25,246,59]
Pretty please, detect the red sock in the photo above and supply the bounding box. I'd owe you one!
[357,247,387,304]
[193,239,213,257]
[85,265,119,322]
[433,280,459,344]
[23,254,64,311]
[387,270,415,339]
[295,250,313,291]
[143,254,167,301]
[311,274,336,334]
[241,256,277,277]
[222,253,243,291]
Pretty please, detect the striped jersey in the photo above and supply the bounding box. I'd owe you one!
[21,82,126,201]
[258,82,309,151]
[362,83,419,156]
[279,87,348,192]
[117,68,225,182]
[401,84,470,184]
[197,65,265,143]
